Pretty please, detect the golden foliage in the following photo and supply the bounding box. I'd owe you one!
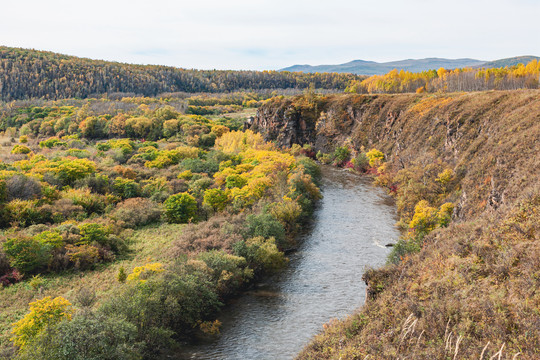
[11,296,73,349]
[126,262,165,282]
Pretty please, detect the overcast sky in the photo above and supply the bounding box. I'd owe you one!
[1,0,539,70]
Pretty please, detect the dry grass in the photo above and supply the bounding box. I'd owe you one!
[256,90,540,359]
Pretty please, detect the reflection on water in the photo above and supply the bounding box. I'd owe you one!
[177,166,399,360]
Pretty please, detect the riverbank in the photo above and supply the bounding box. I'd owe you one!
[177,166,399,359]
[253,90,540,359]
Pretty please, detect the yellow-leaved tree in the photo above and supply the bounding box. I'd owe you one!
[11,296,73,349]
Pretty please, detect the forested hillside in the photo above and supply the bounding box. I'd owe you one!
[0,47,363,101]
[253,90,540,359]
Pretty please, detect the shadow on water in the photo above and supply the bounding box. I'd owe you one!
[176,166,400,360]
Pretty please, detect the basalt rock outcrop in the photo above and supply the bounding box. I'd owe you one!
[254,91,540,220]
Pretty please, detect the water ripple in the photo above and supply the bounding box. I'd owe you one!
[176,166,399,360]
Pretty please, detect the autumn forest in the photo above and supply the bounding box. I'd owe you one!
[0,45,538,360]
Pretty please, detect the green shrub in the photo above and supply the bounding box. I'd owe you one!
[332,146,350,165]
[163,193,198,223]
[387,235,423,265]
[199,133,217,148]
[297,157,321,185]
[6,199,42,227]
[316,151,332,164]
[117,267,127,283]
[140,177,170,201]
[144,147,199,169]
[437,202,454,227]
[202,188,229,212]
[3,237,52,274]
[78,223,109,246]
[225,174,247,189]
[244,213,286,248]
[113,177,141,199]
[233,236,287,273]
[11,144,31,155]
[16,312,142,360]
[29,274,45,290]
[188,177,214,198]
[181,158,219,175]
[177,170,193,180]
[62,188,107,214]
[39,137,66,149]
[353,152,370,171]
[197,250,253,295]
[55,158,96,185]
[65,149,91,158]
[144,150,180,169]
[100,271,222,355]
[287,171,322,220]
[96,143,111,151]
[33,230,63,249]
[108,139,134,155]
[268,197,302,234]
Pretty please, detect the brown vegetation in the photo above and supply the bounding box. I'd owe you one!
[254,90,540,359]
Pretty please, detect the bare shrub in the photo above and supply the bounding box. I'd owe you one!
[0,244,11,275]
[172,212,246,255]
[75,287,97,308]
[40,199,85,222]
[110,197,162,228]
[169,178,188,194]
[6,175,42,201]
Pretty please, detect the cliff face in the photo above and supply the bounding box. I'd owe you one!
[253,91,540,360]
[253,97,319,148]
[254,91,540,220]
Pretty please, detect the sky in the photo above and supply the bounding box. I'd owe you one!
[1,0,539,70]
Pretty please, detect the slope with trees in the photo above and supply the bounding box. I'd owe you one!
[0,47,363,101]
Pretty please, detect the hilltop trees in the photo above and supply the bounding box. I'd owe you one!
[0,46,362,101]
[346,59,540,94]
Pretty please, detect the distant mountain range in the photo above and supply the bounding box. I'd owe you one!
[281,56,540,75]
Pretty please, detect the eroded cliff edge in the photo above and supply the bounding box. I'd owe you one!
[252,90,540,359]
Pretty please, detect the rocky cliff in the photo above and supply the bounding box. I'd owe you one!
[253,90,540,359]
[254,91,539,220]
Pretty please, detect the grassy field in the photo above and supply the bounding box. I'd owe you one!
[0,223,184,352]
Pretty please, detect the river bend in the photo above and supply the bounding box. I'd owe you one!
[179,166,400,359]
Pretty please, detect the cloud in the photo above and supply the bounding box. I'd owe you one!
[0,0,538,70]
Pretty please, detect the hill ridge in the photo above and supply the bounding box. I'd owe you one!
[281,56,540,75]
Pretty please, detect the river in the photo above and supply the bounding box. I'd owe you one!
[178,166,400,359]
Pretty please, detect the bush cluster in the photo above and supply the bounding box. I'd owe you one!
[0,98,323,359]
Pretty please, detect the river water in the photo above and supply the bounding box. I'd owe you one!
[178,166,399,360]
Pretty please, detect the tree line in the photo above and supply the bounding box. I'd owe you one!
[0,47,364,101]
[346,59,540,94]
